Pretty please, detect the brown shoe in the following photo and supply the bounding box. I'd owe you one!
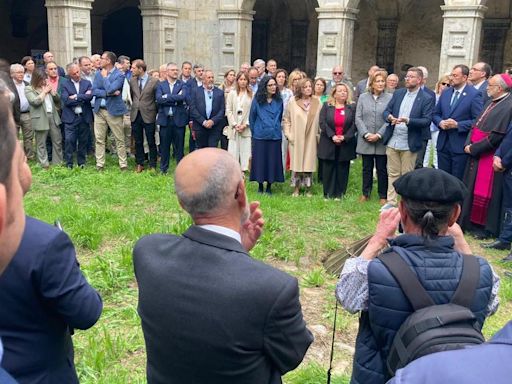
[379,198,387,206]
[136,165,144,173]
[359,195,369,202]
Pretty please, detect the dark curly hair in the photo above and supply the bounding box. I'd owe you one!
[255,75,282,105]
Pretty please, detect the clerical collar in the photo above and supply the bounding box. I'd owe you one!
[492,92,510,102]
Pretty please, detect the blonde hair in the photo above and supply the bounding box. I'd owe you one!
[288,69,305,91]
[369,70,389,95]
[327,83,353,106]
[435,74,450,95]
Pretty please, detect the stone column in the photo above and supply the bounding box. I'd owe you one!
[315,6,359,81]
[139,0,179,70]
[217,9,255,80]
[438,4,487,77]
[45,0,94,65]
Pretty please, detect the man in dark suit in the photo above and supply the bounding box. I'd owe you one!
[433,64,483,180]
[469,61,492,104]
[92,51,128,171]
[189,70,225,149]
[382,67,434,208]
[0,91,24,383]
[0,93,103,383]
[133,148,313,384]
[414,66,436,169]
[60,63,93,168]
[130,59,159,172]
[156,62,188,173]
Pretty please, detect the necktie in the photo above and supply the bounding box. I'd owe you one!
[450,90,459,108]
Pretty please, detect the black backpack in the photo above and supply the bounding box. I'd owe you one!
[377,252,485,377]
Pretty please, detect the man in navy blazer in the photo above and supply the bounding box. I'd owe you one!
[189,70,226,148]
[382,67,434,206]
[134,148,313,384]
[156,62,188,173]
[92,51,128,171]
[0,92,26,383]
[0,94,102,383]
[434,64,483,180]
[415,66,436,169]
[60,63,93,168]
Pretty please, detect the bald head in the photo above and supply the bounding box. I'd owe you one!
[175,149,243,220]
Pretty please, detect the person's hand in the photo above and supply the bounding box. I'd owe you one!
[464,145,472,154]
[439,120,448,130]
[446,118,458,129]
[204,120,214,129]
[241,201,264,251]
[366,134,378,143]
[69,94,77,100]
[361,208,401,260]
[446,222,472,254]
[493,156,505,172]
[113,90,121,96]
[43,84,52,94]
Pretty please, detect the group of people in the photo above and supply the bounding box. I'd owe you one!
[1,52,512,384]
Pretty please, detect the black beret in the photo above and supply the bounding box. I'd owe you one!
[393,168,467,203]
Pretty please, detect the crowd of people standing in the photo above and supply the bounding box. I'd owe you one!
[2,52,512,252]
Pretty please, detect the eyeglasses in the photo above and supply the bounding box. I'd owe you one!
[332,72,343,75]
[441,82,449,86]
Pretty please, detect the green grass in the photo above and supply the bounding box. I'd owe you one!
[22,154,512,383]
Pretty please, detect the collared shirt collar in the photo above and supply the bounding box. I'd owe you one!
[406,87,420,96]
[198,225,242,244]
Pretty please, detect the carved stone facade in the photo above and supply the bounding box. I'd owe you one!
[0,0,510,86]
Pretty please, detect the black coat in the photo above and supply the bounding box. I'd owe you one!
[133,226,313,384]
[318,103,356,162]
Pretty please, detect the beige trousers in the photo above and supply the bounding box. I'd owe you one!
[386,146,417,205]
[17,112,34,159]
[94,109,127,168]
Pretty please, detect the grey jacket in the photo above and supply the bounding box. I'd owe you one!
[355,91,392,155]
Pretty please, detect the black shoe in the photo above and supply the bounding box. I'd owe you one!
[481,240,511,250]
[502,253,512,262]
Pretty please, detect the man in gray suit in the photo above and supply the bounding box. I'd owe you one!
[356,65,380,98]
[133,148,313,384]
[129,59,159,172]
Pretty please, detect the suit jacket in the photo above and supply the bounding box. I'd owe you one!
[389,321,512,384]
[433,84,483,154]
[475,79,490,105]
[421,87,436,139]
[382,87,434,153]
[0,216,102,384]
[356,78,368,98]
[496,123,512,169]
[318,103,357,162]
[129,75,159,123]
[92,67,127,116]
[155,79,188,127]
[0,72,20,123]
[133,226,313,384]
[60,78,93,125]
[24,86,61,131]
[189,86,225,132]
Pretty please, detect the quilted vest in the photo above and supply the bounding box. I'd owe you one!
[351,234,493,384]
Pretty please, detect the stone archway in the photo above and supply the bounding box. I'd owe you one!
[250,0,319,76]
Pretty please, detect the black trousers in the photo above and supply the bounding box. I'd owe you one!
[322,160,350,198]
[160,119,185,172]
[194,125,221,149]
[362,154,388,199]
[415,139,429,169]
[64,120,88,167]
[132,112,157,168]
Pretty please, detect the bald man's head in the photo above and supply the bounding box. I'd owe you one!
[175,149,244,220]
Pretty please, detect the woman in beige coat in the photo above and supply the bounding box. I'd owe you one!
[225,71,253,172]
[25,69,62,168]
[283,78,320,197]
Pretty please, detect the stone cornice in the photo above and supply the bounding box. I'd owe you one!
[440,4,488,19]
[45,0,93,9]
[217,9,255,21]
[315,7,359,20]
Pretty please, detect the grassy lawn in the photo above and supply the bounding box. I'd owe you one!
[23,153,512,384]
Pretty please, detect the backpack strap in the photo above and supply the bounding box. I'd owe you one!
[378,252,434,310]
[450,254,480,308]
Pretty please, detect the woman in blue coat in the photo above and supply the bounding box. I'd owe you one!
[249,76,284,194]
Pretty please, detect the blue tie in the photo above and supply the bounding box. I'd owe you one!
[450,90,460,108]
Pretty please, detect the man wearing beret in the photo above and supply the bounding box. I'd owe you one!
[336,168,499,384]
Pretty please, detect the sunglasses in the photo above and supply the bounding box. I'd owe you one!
[441,82,450,86]
[332,72,343,75]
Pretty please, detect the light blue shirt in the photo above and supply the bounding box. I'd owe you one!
[389,88,419,151]
[204,88,213,118]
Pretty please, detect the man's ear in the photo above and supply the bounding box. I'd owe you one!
[236,180,247,208]
[448,204,462,226]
